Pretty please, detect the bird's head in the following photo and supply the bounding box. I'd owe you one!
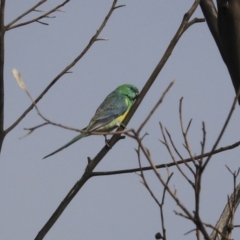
[116,84,139,101]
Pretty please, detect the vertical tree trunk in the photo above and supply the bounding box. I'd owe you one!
[0,0,5,153]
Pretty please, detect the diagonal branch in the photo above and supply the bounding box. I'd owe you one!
[34,2,202,239]
[202,92,238,170]
[134,131,210,239]
[137,81,174,134]
[210,183,240,240]
[34,1,123,238]
[5,0,47,29]
[121,0,202,132]
[5,0,123,135]
[6,0,70,30]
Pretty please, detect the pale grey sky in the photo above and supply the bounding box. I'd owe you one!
[1,1,240,239]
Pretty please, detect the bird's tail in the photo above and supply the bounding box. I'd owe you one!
[43,133,86,159]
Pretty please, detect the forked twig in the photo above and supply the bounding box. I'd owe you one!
[210,181,240,239]
[202,88,240,171]
[133,130,211,240]
[33,1,203,239]
[159,123,194,187]
[6,0,70,30]
[179,98,196,166]
[5,0,47,29]
[92,139,240,176]
[11,68,134,140]
[6,0,123,135]
[137,81,174,134]
[164,126,195,178]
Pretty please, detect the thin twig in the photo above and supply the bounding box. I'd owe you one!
[160,170,173,240]
[92,139,240,176]
[159,123,194,187]
[133,130,211,239]
[12,69,133,138]
[5,0,47,29]
[210,182,240,239]
[136,140,161,208]
[200,122,206,162]
[164,126,195,177]
[5,0,123,135]
[185,17,205,29]
[34,1,204,239]
[20,122,49,139]
[135,133,173,240]
[137,81,174,134]
[202,89,240,171]
[179,98,196,166]
[34,2,124,239]
[224,166,240,239]
[6,0,70,30]
[119,0,204,137]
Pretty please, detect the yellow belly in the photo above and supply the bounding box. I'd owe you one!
[115,107,130,123]
[97,98,131,132]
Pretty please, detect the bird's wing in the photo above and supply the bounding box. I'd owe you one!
[87,91,129,132]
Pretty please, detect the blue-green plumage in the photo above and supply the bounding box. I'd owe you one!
[43,84,139,159]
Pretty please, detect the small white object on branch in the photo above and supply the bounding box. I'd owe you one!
[11,68,27,90]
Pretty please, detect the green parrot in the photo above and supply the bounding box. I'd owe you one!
[43,84,139,159]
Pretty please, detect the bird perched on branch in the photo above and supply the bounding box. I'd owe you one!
[43,84,139,159]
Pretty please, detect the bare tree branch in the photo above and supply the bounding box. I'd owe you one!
[136,141,162,209]
[91,139,240,176]
[133,131,211,239]
[5,0,123,135]
[5,0,47,29]
[202,92,239,171]
[34,1,202,239]
[10,70,133,139]
[210,183,240,240]
[179,98,196,166]
[6,0,70,30]
[33,1,124,238]
[121,0,203,132]
[185,17,205,30]
[0,0,6,153]
[160,171,173,240]
[137,81,174,134]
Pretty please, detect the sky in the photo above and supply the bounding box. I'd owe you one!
[1,0,240,239]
